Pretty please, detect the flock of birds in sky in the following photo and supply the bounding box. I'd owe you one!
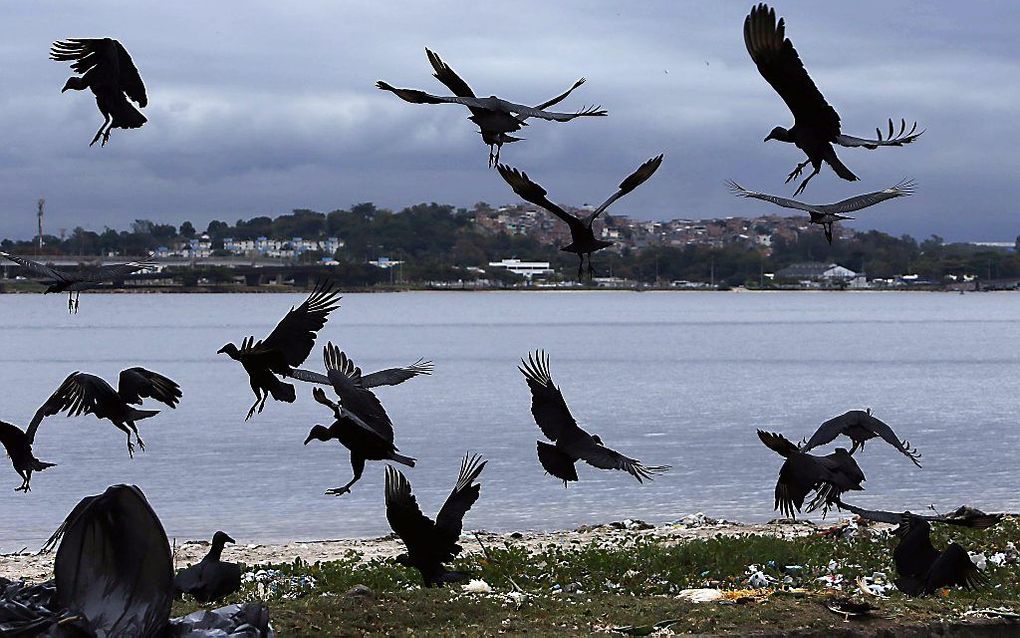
[0,4,1005,635]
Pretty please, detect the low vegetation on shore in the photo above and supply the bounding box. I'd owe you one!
[171,517,1020,636]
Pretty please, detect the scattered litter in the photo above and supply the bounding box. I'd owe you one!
[461,579,492,594]
[970,552,988,571]
[609,618,681,635]
[963,607,1020,620]
[825,596,876,619]
[676,588,724,603]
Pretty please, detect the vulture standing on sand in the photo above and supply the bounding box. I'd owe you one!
[757,430,865,518]
[0,251,154,313]
[800,408,922,467]
[217,280,341,420]
[726,179,915,244]
[174,531,242,604]
[836,499,1000,596]
[378,48,606,167]
[498,155,663,279]
[31,367,181,457]
[743,4,923,196]
[520,350,670,485]
[0,420,55,492]
[302,343,417,496]
[385,454,486,587]
[50,38,147,147]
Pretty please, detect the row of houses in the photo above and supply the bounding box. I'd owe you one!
[155,235,344,259]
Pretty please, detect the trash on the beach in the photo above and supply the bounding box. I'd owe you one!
[988,552,1008,567]
[721,588,773,604]
[345,584,373,599]
[856,576,892,598]
[608,618,681,635]
[244,568,317,600]
[963,607,1020,620]
[825,596,876,619]
[461,579,492,594]
[609,519,654,531]
[503,590,528,609]
[676,588,725,603]
[970,552,987,571]
[745,565,776,588]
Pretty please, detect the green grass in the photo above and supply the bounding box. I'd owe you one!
[172,518,1020,636]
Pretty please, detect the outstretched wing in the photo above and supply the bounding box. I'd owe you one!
[835,119,923,149]
[112,40,146,106]
[50,39,147,107]
[518,350,585,443]
[27,372,120,443]
[323,343,394,442]
[835,498,1002,529]
[801,412,856,452]
[727,180,817,214]
[587,155,664,224]
[425,48,475,99]
[923,544,987,594]
[757,429,800,458]
[385,466,437,553]
[0,251,68,282]
[744,3,840,138]
[257,280,341,371]
[89,254,156,281]
[118,367,181,408]
[435,453,486,542]
[482,98,606,121]
[532,77,587,112]
[497,165,582,232]
[577,442,670,483]
[361,359,434,389]
[0,421,29,458]
[820,180,915,215]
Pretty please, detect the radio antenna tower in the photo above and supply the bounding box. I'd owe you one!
[36,198,45,252]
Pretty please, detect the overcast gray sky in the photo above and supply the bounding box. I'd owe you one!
[1,1,1017,241]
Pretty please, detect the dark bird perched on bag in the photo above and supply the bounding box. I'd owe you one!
[303,343,416,496]
[498,155,662,279]
[218,280,341,420]
[30,367,181,458]
[757,430,864,518]
[50,38,147,146]
[0,420,56,492]
[378,48,605,167]
[743,4,922,196]
[385,454,486,587]
[835,499,1000,596]
[800,408,922,467]
[174,531,242,604]
[520,350,670,485]
[727,180,914,244]
[0,251,154,313]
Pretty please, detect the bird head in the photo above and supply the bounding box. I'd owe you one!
[591,434,604,446]
[216,343,240,359]
[61,77,87,93]
[212,530,235,546]
[764,126,790,143]
[304,424,331,445]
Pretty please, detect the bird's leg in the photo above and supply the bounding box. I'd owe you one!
[327,457,365,496]
[89,114,111,148]
[245,390,265,421]
[793,165,821,197]
[67,293,74,314]
[587,254,596,279]
[74,291,80,313]
[15,470,30,493]
[785,159,811,184]
[848,440,861,455]
[577,254,584,280]
[126,434,136,459]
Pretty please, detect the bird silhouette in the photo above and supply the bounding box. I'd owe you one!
[31,368,181,458]
[801,409,922,467]
[174,531,242,604]
[0,252,154,313]
[520,350,670,484]
[50,38,147,147]
[0,420,55,492]
[727,180,914,244]
[218,280,341,420]
[303,343,416,496]
[744,4,922,195]
[378,48,606,166]
[385,453,486,587]
[757,430,865,518]
[498,155,663,279]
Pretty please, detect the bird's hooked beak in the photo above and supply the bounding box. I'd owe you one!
[224,534,236,545]
[216,345,231,355]
[303,433,314,445]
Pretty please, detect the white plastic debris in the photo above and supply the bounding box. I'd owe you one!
[970,552,988,571]
[676,588,725,603]
[989,552,1008,567]
[461,579,492,594]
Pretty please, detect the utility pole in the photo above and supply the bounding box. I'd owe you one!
[36,198,45,253]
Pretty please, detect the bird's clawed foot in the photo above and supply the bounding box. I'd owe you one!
[127,439,136,459]
[15,482,30,493]
[785,160,810,184]
[325,486,352,497]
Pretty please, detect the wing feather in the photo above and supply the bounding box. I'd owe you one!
[435,453,486,541]
[118,367,181,408]
[588,155,663,223]
[257,280,341,371]
[497,166,582,232]
[518,350,584,442]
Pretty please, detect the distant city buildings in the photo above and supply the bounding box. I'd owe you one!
[487,258,554,280]
[157,234,344,260]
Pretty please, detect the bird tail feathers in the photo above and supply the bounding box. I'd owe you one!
[391,452,416,467]
[268,380,296,403]
[128,408,160,422]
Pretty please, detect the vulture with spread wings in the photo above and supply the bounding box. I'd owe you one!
[378,48,605,166]
[520,350,669,485]
[0,251,154,313]
[757,430,865,518]
[29,367,181,458]
[174,531,242,604]
[218,280,341,420]
[727,180,914,244]
[0,420,55,492]
[385,454,486,587]
[302,343,416,496]
[498,155,663,279]
[801,408,922,467]
[50,38,147,146]
[744,4,922,196]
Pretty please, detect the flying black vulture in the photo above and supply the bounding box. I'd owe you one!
[30,367,181,457]
[498,155,663,279]
[174,531,243,604]
[0,251,154,313]
[0,420,55,492]
[836,499,999,596]
[727,179,915,244]
[520,350,670,484]
[50,38,147,147]
[290,357,433,389]
[218,280,341,420]
[744,4,923,196]
[757,430,865,518]
[378,48,606,167]
[801,408,922,467]
[303,343,416,496]
[385,453,486,587]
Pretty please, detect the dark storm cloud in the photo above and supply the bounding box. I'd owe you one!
[0,1,1016,241]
